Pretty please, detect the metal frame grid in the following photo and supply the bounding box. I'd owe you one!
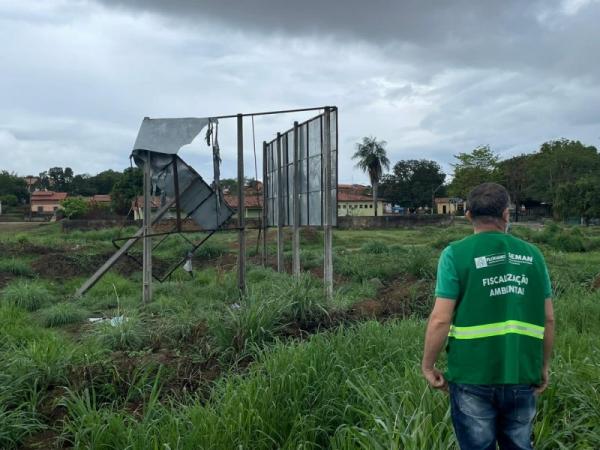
[265,109,337,227]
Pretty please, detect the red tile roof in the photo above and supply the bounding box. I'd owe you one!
[338,192,374,202]
[92,194,111,203]
[224,194,263,209]
[132,196,164,209]
[31,191,67,201]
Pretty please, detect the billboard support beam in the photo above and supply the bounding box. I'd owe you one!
[323,109,333,300]
[276,133,285,272]
[292,122,301,277]
[237,113,246,294]
[262,141,268,267]
[142,150,153,304]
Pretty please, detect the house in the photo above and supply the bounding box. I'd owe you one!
[223,194,263,219]
[30,190,68,215]
[90,194,111,205]
[337,190,387,216]
[435,197,466,215]
[131,196,178,220]
[132,193,263,221]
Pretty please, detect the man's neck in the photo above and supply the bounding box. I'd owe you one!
[473,223,506,234]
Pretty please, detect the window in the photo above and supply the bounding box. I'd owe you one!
[53,206,58,211]
[37,206,43,213]
[369,204,373,208]
[359,204,363,209]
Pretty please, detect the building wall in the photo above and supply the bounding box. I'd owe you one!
[337,201,385,217]
[435,202,465,215]
[31,202,61,213]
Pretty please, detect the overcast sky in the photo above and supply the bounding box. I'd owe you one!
[1,0,599,184]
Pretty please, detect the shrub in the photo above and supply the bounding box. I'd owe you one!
[361,240,389,254]
[196,242,227,259]
[38,302,88,327]
[402,247,436,280]
[277,274,327,323]
[209,291,287,355]
[91,315,149,351]
[60,197,90,219]
[1,279,53,311]
[300,249,323,270]
[0,258,34,277]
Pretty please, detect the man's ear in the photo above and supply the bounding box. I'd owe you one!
[465,210,473,223]
[502,207,510,222]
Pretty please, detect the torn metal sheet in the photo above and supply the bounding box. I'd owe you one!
[132,151,233,230]
[133,117,210,154]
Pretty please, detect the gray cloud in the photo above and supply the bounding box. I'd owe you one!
[1,0,599,184]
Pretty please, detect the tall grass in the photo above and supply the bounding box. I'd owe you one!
[1,279,54,311]
[0,258,34,277]
[37,302,88,327]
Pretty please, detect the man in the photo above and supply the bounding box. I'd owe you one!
[421,182,554,450]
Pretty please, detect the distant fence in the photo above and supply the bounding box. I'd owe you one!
[337,214,454,229]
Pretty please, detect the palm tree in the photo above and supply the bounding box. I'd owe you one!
[352,137,390,216]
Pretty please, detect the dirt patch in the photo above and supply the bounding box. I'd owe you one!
[19,429,63,450]
[31,253,113,279]
[31,252,140,279]
[0,272,15,288]
[0,242,54,257]
[349,277,433,320]
[592,274,600,290]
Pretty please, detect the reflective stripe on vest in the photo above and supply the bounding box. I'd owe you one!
[449,320,544,340]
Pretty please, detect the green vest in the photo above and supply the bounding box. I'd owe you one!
[445,232,547,385]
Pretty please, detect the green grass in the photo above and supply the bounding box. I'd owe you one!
[1,279,54,311]
[0,258,34,277]
[1,223,600,448]
[37,302,88,327]
[90,314,150,351]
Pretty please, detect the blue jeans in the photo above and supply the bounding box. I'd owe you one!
[449,383,536,450]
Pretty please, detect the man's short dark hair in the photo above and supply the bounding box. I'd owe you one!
[467,183,510,221]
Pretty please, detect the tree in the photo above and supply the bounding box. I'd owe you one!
[0,171,28,203]
[554,178,600,225]
[60,198,90,219]
[525,139,600,203]
[111,167,143,215]
[448,145,499,198]
[70,174,96,196]
[497,154,534,222]
[352,136,390,216]
[48,167,66,191]
[379,159,446,208]
[90,169,122,194]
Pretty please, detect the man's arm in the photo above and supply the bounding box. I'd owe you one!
[535,298,554,395]
[421,298,456,390]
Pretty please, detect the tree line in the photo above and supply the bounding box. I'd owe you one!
[0,167,142,215]
[354,137,600,222]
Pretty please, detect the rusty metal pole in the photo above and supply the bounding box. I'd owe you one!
[292,122,301,277]
[276,133,284,272]
[323,109,333,300]
[262,141,268,267]
[142,150,153,304]
[237,114,246,294]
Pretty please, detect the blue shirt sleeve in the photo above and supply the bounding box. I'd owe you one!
[435,246,460,300]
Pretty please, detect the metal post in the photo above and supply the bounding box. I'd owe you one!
[142,150,153,304]
[262,141,268,267]
[323,109,333,300]
[276,133,285,272]
[172,155,182,231]
[237,114,246,294]
[292,122,301,277]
